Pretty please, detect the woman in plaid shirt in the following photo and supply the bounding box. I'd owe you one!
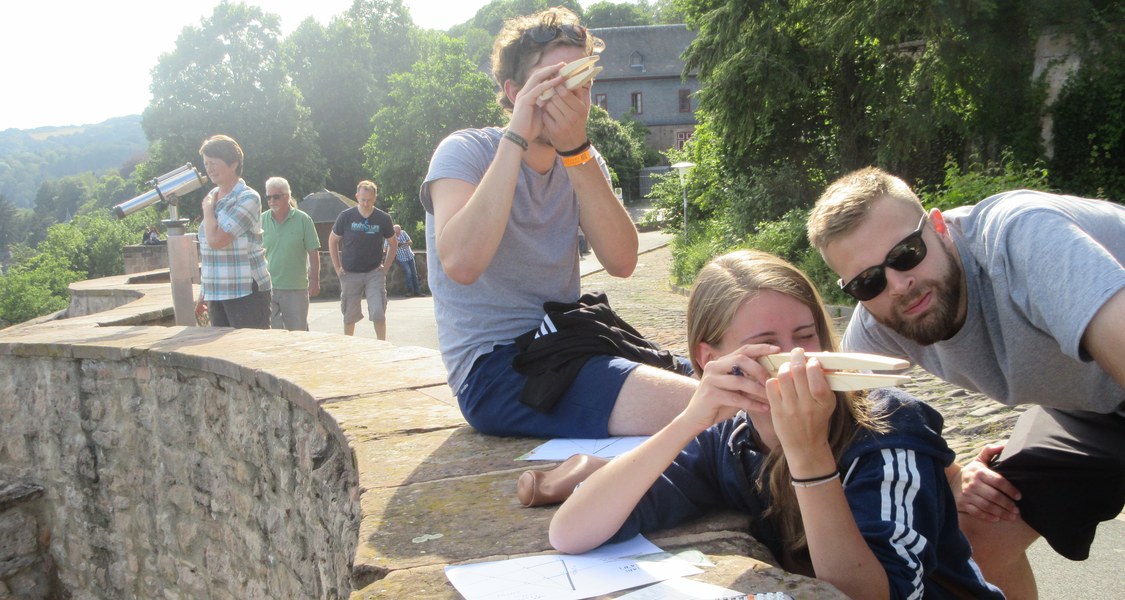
[197,135,272,328]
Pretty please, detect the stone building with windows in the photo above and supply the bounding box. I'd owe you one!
[590,24,699,158]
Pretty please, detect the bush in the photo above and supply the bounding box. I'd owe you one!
[918,153,1052,212]
[1049,40,1125,201]
[669,207,850,306]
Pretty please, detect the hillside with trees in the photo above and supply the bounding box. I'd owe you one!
[0,0,661,327]
[0,115,146,209]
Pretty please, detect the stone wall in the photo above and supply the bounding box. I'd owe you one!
[0,257,845,599]
[0,482,61,599]
[123,244,169,275]
[0,346,359,599]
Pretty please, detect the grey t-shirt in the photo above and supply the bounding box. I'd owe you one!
[843,190,1125,414]
[419,127,612,393]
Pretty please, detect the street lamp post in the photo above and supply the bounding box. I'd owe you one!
[671,161,695,238]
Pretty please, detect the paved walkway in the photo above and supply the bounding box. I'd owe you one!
[306,229,674,350]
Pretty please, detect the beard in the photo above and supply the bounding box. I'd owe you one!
[872,243,964,345]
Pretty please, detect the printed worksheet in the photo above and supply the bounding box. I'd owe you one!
[516,436,648,461]
[444,535,701,600]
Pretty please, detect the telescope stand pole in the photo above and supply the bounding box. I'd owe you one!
[163,203,199,326]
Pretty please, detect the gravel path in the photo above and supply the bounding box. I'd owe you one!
[582,244,1024,463]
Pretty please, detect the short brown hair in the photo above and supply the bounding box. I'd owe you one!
[199,134,245,176]
[356,180,378,195]
[490,7,603,112]
[807,167,923,251]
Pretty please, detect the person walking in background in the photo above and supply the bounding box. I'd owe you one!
[329,180,397,339]
[807,166,1125,599]
[391,224,423,297]
[419,6,696,439]
[261,176,321,331]
[197,134,271,329]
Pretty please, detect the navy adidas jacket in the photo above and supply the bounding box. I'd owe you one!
[606,388,1004,599]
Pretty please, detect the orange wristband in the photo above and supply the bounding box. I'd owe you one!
[561,147,594,167]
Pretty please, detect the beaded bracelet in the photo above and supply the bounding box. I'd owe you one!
[561,147,594,167]
[790,471,840,488]
[502,129,528,151]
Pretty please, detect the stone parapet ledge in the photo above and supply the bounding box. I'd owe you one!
[0,270,844,599]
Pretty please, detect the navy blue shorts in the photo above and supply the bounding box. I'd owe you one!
[457,343,688,438]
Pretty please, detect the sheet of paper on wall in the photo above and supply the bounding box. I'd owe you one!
[516,436,649,461]
[443,535,701,600]
[615,577,748,599]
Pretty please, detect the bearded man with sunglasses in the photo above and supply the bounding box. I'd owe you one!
[808,166,1125,599]
[419,7,696,439]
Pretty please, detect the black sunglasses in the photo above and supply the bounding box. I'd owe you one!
[839,214,929,301]
[265,193,287,200]
[524,23,588,45]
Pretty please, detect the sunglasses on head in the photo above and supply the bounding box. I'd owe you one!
[525,23,587,44]
[838,213,929,301]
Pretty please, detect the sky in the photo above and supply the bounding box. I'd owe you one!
[0,0,609,131]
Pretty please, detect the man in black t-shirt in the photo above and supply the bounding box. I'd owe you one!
[329,180,398,338]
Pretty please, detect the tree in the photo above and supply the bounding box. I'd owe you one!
[1048,2,1125,200]
[587,107,658,201]
[0,194,20,266]
[650,0,686,24]
[286,0,424,194]
[80,172,139,215]
[449,0,583,37]
[141,1,325,217]
[583,2,652,28]
[364,34,505,242]
[677,0,1055,195]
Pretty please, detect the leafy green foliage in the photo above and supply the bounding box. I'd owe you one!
[1048,3,1125,201]
[0,264,74,326]
[448,0,583,37]
[141,1,326,215]
[677,0,1052,190]
[587,107,659,201]
[918,153,1052,212]
[0,209,151,327]
[584,2,653,28]
[364,34,505,246]
[286,0,423,194]
[0,116,146,209]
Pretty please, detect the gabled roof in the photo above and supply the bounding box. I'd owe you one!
[589,24,696,80]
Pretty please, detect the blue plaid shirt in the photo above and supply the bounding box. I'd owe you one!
[394,230,414,261]
[198,179,271,300]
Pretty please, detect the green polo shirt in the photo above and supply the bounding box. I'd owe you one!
[261,207,320,290]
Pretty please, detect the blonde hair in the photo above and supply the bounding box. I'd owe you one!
[686,250,886,561]
[356,180,378,195]
[490,6,603,112]
[807,166,923,252]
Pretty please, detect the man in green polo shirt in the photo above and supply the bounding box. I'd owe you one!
[261,176,321,330]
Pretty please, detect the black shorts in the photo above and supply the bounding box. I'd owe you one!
[992,404,1125,560]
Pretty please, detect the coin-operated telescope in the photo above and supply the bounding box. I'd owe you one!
[113,164,208,219]
[113,164,209,326]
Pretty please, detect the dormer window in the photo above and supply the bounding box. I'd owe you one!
[630,51,645,72]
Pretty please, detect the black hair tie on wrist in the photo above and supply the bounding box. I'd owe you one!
[557,140,591,157]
